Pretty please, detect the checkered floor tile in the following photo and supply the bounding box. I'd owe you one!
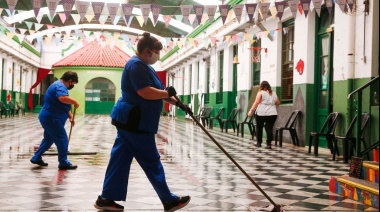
[0,114,377,211]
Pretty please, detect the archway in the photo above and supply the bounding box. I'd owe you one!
[85,77,116,114]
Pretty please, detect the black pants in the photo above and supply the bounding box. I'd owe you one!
[255,115,277,146]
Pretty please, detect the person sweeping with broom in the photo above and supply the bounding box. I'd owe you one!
[30,71,80,170]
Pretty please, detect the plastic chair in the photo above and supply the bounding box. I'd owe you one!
[221,108,239,133]
[200,106,213,127]
[275,110,301,147]
[236,113,256,139]
[193,106,205,125]
[308,112,340,156]
[209,107,224,129]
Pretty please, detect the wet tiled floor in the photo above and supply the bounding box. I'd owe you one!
[0,114,377,211]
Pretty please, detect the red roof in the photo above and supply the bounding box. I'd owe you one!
[52,41,131,68]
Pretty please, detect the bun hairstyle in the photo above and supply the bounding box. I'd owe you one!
[260,80,272,94]
[61,71,78,83]
[137,32,163,53]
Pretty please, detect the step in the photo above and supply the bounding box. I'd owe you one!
[329,175,379,209]
[362,161,379,183]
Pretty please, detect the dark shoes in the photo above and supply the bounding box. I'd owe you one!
[58,164,78,170]
[94,195,124,211]
[30,159,48,166]
[254,143,262,147]
[265,146,272,149]
[164,196,191,212]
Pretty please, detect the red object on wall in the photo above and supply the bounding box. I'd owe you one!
[28,68,51,110]
[156,71,169,112]
[374,148,379,162]
[7,93,11,101]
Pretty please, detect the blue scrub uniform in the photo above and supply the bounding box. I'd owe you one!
[31,80,72,167]
[101,55,177,203]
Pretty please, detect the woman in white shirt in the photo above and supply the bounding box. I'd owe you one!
[248,81,280,149]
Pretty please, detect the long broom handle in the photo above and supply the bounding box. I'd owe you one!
[68,107,76,142]
[174,96,280,211]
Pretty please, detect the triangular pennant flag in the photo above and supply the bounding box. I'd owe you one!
[325,0,334,14]
[99,14,108,25]
[15,33,25,42]
[336,0,347,13]
[189,14,196,25]
[4,9,16,19]
[6,0,18,14]
[85,14,94,22]
[300,0,311,17]
[65,29,71,37]
[219,5,230,25]
[6,32,14,39]
[36,13,44,23]
[270,6,277,19]
[258,2,270,20]
[58,13,67,24]
[245,3,257,22]
[113,15,121,25]
[34,23,44,31]
[107,3,120,24]
[201,14,208,25]
[31,0,43,17]
[47,13,55,22]
[140,4,151,25]
[163,15,172,28]
[62,0,75,20]
[46,0,59,19]
[180,5,193,24]
[46,24,54,30]
[24,21,34,29]
[71,13,81,25]
[92,2,105,22]
[193,5,204,25]
[121,3,134,25]
[151,4,163,26]
[18,28,27,35]
[45,32,53,44]
[275,1,287,21]
[83,30,91,38]
[347,0,355,12]
[288,0,299,18]
[232,34,238,42]
[233,4,244,23]
[136,16,144,27]
[76,0,90,22]
[54,35,61,46]
[205,5,217,23]
[74,29,81,37]
[312,0,323,17]
[175,15,183,22]
[28,29,35,36]
[125,15,134,27]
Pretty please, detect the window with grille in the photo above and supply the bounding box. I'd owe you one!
[216,50,224,103]
[281,20,294,103]
[252,39,261,86]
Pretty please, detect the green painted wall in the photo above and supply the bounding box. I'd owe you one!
[53,67,123,115]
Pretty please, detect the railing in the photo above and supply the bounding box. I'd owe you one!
[348,75,379,157]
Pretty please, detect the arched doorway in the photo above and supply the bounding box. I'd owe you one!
[85,77,115,114]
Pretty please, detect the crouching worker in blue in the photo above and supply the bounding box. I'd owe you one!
[94,32,191,212]
[31,71,80,170]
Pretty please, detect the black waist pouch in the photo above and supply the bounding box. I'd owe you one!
[111,105,147,134]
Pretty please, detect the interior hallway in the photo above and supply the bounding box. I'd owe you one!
[0,114,377,211]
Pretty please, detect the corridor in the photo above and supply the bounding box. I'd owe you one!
[0,114,376,211]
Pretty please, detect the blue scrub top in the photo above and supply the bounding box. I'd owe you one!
[111,55,164,133]
[39,80,71,122]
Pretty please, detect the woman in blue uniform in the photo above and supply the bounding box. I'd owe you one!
[94,32,190,212]
[30,71,80,169]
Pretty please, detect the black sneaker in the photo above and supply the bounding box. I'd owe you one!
[30,159,48,166]
[94,195,124,211]
[58,164,78,170]
[164,196,191,212]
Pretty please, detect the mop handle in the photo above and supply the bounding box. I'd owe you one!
[174,96,280,211]
[68,107,76,142]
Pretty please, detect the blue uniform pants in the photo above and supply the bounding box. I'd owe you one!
[31,118,71,167]
[101,129,177,203]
